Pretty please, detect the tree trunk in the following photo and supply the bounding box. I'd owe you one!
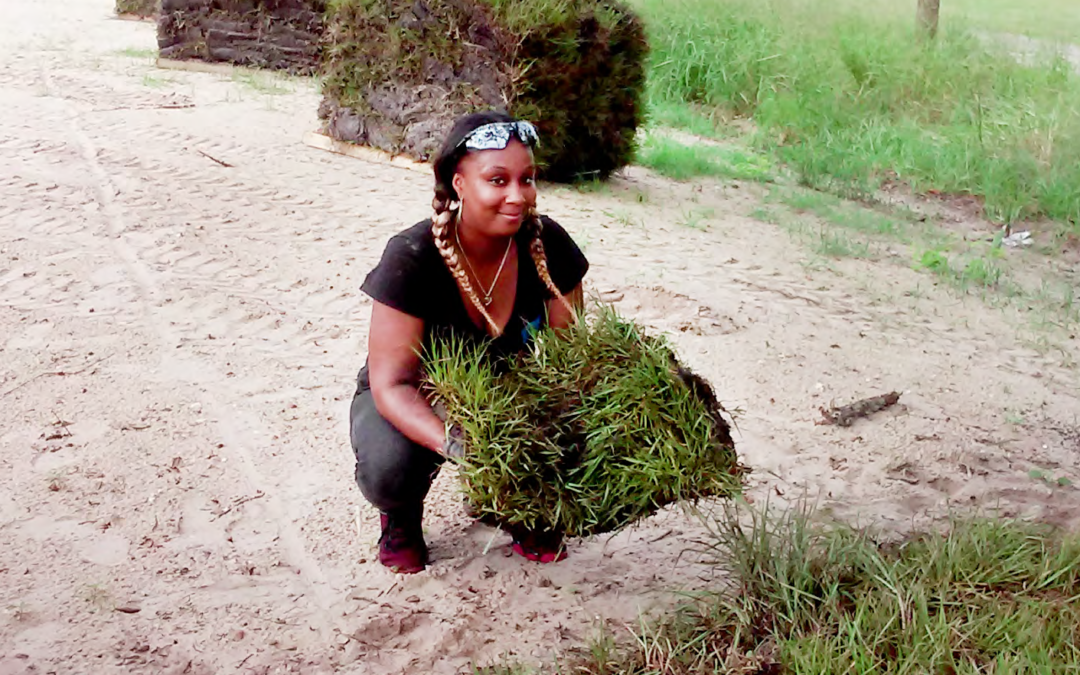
[917,0,940,40]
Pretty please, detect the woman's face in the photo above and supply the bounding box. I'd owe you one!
[452,139,537,238]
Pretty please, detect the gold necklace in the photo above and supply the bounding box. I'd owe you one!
[455,225,513,307]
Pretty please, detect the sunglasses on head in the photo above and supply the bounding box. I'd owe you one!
[458,121,540,151]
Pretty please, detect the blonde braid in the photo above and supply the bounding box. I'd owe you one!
[526,210,577,319]
[431,193,503,337]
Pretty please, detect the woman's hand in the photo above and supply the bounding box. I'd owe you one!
[367,301,447,455]
[442,424,467,461]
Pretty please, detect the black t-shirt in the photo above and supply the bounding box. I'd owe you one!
[356,215,589,390]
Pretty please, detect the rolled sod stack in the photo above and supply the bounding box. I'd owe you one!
[157,0,325,75]
[424,307,743,538]
[320,0,648,181]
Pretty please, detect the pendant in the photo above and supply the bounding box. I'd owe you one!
[482,295,493,307]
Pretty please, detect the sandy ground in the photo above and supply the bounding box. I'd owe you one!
[2,1,1080,673]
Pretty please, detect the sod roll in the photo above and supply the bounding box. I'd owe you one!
[158,0,324,75]
[424,306,743,538]
[320,0,648,182]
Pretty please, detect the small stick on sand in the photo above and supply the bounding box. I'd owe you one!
[819,391,902,427]
[212,490,265,519]
[0,355,110,399]
[481,530,501,556]
[197,149,233,168]
[93,102,195,112]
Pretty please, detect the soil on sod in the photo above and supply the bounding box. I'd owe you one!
[158,0,324,74]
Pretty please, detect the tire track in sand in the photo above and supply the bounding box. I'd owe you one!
[37,61,340,634]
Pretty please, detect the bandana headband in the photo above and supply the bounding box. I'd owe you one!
[458,121,540,151]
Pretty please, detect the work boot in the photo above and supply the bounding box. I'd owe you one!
[378,509,427,574]
[508,527,568,564]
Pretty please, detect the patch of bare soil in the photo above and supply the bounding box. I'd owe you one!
[1,1,1079,673]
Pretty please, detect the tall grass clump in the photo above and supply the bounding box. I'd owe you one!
[423,305,742,538]
[632,0,1080,227]
[573,504,1080,673]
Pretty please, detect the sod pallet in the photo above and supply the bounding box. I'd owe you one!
[157,0,324,75]
[320,0,648,182]
[424,307,743,538]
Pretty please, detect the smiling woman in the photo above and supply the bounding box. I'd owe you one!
[348,111,589,574]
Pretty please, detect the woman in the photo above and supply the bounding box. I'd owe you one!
[349,111,589,574]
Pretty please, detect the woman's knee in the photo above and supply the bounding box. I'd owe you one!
[349,389,441,512]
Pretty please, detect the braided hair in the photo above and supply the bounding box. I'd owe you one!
[431,112,575,337]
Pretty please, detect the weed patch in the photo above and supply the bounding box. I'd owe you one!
[141,74,174,89]
[772,188,908,239]
[638,134,773,182]
[914,244,1017,295]
[232,70,292,95]
[113,47,157,59]
[115,0,155,17]
[568,506,1080,673]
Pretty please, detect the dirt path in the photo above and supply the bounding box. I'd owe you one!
[2,1,1079,673]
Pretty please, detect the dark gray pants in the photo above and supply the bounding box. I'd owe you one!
[349,386,444,516]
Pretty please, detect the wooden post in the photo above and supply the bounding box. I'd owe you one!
[917,0,940,40]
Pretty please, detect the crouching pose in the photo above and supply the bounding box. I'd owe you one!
[349,111,589,574]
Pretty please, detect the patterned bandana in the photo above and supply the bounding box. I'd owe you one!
[458,121,540,151]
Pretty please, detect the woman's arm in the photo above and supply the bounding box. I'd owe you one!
[367,301,446,455]
[547,283,584,330]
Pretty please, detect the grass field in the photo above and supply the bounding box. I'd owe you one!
[630,0,1080,228]
[796,0,1080,42]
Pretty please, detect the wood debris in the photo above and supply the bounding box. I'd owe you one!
[819,391,901,427]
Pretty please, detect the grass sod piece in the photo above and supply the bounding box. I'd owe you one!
[320,0,648,182]
[423,305,742,538]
